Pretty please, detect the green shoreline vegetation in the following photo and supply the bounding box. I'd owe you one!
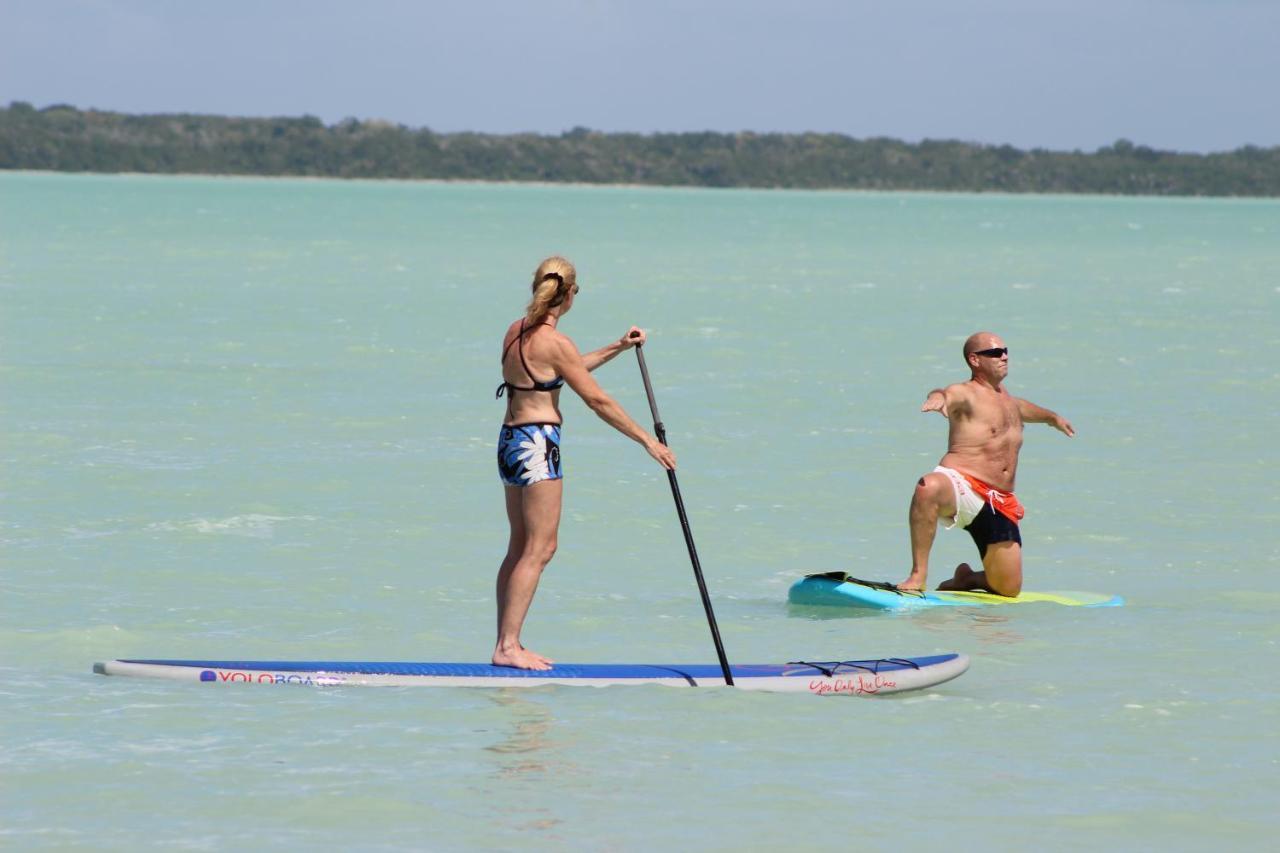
[3,102,1278,196]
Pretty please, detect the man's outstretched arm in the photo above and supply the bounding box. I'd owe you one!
[1017,398,1075,437]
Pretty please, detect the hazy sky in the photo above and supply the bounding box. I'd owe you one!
[3,0,1276,153]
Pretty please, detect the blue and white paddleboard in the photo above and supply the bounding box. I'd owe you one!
[93,654,969,695]
[788,573,1124,611]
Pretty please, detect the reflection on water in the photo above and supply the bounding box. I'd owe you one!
[908,609,1027,646]
[789,602,1026,644]
[962,612,1025,645]
[481,690,571,836]
[484,690,558,774]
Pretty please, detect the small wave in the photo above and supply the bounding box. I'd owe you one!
[62,526,122,540]
[80,443,207,471]
[145,514,318,538]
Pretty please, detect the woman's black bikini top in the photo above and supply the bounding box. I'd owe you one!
[495,319,565,399]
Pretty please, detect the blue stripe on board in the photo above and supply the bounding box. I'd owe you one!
[121,656,959,679]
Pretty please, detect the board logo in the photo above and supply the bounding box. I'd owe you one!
[808,674,898,695]
[207,668,346,686]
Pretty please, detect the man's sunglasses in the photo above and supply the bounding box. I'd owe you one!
[972,347,1008,358]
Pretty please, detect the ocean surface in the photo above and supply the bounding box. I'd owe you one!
[2,172,1277,850]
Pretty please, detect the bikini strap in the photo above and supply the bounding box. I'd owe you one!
[499,319,527,363]
[497,320,559,398]
[515,320,537,380]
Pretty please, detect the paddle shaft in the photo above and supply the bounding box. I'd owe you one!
[633,342,734,686]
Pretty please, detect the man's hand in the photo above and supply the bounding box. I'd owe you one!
[921,389,948,416]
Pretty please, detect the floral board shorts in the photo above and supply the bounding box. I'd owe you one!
[497,423,563,487]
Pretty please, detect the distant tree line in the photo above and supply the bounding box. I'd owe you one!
[3,102,1278,196]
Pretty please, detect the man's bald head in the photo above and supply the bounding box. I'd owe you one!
[963,332,1003,360]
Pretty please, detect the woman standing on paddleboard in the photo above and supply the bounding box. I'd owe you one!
[494,256,676,670]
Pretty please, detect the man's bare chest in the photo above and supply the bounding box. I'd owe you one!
[967,393,1021,440]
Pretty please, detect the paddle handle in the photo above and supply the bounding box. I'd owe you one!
[635,343,666,440]
[634,340,734,686]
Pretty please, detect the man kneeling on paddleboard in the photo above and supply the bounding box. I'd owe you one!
[898,332,1074,596]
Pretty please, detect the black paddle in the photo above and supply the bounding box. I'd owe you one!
[633,336,734,686]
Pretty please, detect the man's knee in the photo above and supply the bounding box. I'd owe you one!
[913,474,937,500]
[913,473,953,513]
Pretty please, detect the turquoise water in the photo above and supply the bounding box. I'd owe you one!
[3,172,1278,850]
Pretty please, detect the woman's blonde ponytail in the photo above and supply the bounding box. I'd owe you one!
[525,256,577,324]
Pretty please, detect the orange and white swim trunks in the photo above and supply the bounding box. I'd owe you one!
[934,466,1024,555]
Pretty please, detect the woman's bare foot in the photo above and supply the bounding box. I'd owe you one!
[936,562,976,591]
[492,644,554,671]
